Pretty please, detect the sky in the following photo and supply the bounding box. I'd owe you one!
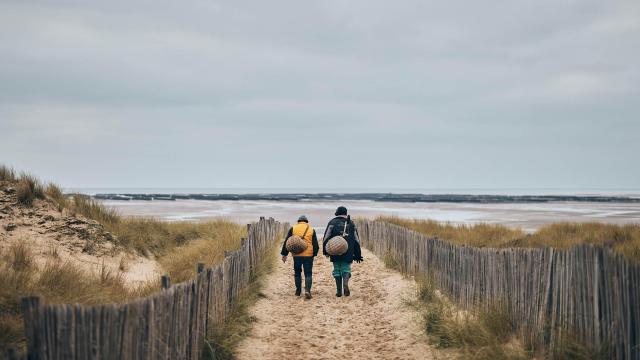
[1,0,639,190]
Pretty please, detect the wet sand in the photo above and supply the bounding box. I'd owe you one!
[101,199,640,232]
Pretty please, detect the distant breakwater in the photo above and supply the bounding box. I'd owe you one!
[91,193,640,203]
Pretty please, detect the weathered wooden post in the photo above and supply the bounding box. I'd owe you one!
[21,296,41,359]
[161,275,171,289]
[197,262,205,274]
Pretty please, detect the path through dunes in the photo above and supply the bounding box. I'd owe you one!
[235,248,440,360]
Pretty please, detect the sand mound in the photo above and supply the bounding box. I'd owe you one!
[0,181,160,287]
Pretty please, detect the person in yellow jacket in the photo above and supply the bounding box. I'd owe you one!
[281,215,319,299]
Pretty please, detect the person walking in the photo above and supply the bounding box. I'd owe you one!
[323,206,363,297]
[281,215,319,299]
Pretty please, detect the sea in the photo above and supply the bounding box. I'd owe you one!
[66,187,640,232]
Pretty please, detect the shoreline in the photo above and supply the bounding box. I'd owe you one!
[99,198,640,232]
[90,192,640,203]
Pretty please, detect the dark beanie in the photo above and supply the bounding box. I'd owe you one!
[335,206,348,216]
[297,215,308,223]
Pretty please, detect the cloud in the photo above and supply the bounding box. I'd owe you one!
[0,0,639,188]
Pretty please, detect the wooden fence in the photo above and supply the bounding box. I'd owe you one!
[356,220,640,359]
[21,217,287,360]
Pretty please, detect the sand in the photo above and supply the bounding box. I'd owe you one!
[235,248,444,360]
[0,185,161,288]
[101,199,640,232]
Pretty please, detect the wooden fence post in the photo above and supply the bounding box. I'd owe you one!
[161,275,171,289]
[21,296,41,359]
[16,219,288,360]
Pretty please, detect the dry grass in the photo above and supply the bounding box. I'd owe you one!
[378,216,640,262]
[160,220,246,283]
[15,173,45,207]
[0,165,16,182]
[408,276,527,360]
[44,183,67,211]
[0,241,149,354]
[67,195,247,259]
[69,195,120,228]
[203,247,276,360]
[0,165,255,356]
[382,251,402,271]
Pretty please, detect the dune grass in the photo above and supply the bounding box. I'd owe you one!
[407,275,527,360]
[378,216,640,262]
[160,220,246,283]
[15,173,45,207]
[0,165,253,356]
[0,241,146,354]
[0,165,17,182]
[64,195,248,259]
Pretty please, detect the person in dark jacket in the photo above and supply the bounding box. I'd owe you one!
[322,206,363,297]
[281,215,319,299]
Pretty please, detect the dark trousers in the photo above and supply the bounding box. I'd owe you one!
[293,256,314,277]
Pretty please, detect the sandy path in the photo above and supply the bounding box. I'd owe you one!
[235,248,439,360]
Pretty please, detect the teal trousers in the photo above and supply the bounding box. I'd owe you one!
[332,261,351,277]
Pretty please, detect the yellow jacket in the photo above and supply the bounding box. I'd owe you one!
[281,221,319,257]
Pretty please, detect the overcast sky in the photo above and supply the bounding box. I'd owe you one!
[1,0,639,190]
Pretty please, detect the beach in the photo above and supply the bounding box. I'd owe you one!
[100,199,640,232]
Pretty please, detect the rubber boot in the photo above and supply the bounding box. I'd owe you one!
[304,276,313,299]
[334,276,343,297]
[343,273,351,297]
[294,276,302,296]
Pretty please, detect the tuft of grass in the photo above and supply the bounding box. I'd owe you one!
[411,276,526,360]
[415,274,437,304]
[383,251,402,271]
[7,241,34,272]
[16,173,45,207]
[45,183,67,211]
[378,216,640,262]
[70,195,120,228]
[550,332,609,360]
[0,165,17,182]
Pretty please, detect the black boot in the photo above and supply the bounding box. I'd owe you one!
[343,273,351,297]
[334,276,343,297]
[294,276,302,296]
[304,276,313,299]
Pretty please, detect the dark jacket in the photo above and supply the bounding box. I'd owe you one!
[280,223,319,257]
[322,216,362,263]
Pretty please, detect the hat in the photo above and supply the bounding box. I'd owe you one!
[335,206,348,216]
[297,215,309,223]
